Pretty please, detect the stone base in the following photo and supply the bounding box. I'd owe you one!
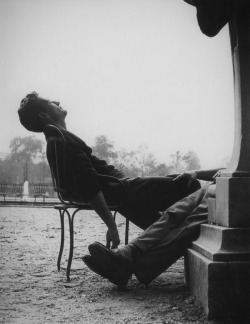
[216,177,250,227]
[192,224,250,261]
[208,198,216,224]
[188,249,250,319]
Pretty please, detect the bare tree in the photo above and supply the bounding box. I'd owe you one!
[183,150,201,171]
[170,150,186,173]
[10,136,45,182]
[134,144,156,177]
[92,135,118,163]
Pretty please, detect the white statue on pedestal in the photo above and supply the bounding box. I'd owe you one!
[22,180,29,201]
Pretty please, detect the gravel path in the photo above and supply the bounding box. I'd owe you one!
[0,207,246,324]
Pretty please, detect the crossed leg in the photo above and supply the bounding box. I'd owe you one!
[130,186,209,284]
[84,185,211,287]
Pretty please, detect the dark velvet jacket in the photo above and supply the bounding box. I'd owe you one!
[57,128,124,202]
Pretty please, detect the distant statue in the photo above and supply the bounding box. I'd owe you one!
[22,180,29,201]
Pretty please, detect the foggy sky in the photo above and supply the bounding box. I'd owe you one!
[0,0,234,168]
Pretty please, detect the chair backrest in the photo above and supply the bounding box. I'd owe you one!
[43,125,70,204]
[43,125,126,208]
[33,184,48,195]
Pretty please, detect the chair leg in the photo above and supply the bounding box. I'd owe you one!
[66,209,78,281]
[125,218,129,245]
[183,250,190,287]
[57,209,65,272]
[114,211,130,245]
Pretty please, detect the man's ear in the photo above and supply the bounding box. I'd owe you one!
[39,112,50,120]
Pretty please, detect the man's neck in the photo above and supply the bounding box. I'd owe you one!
[53,121,67,130]
[44,121,67,131]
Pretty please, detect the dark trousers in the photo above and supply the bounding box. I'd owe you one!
[129,186,209,284]
[118,176,201,229]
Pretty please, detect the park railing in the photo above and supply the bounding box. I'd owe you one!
[0,182,58,203]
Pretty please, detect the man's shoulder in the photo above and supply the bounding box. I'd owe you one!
[60,128,93,155]
[60,129,84,144]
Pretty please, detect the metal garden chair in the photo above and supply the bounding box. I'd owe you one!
[33,184,48,203]
[43,125,129,281]
[12,183,23,200]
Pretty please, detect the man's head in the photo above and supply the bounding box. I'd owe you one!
[18,91,67,132]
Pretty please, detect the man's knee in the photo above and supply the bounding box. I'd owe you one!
[207,184,216,198]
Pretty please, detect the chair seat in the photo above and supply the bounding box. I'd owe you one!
[54,203,119,211]
[54,203,93,210]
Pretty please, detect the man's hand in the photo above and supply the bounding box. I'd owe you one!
[89,191,120,249]
[173,171,197,188]
[173,169,224,183]
[106,228,120,249]
[213,169,223,179]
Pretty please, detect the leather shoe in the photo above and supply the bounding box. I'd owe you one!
[88,242,133,288]
[82,255,113,279]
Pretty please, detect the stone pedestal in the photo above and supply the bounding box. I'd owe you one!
[188,177,250,319]
[192,224,250,261]
[188,216,250,318]
[188,249,250,319]
[187,3,250,319]
[216,177,250,227]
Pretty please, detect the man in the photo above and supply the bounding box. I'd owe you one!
[18,92,221,286]
[18,92,212,243]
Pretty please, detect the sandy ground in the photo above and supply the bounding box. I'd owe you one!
[0,206,247,324]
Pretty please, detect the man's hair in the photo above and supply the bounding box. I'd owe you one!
[18,91,47,132]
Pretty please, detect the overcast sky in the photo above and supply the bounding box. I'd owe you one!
[0,0,234,169]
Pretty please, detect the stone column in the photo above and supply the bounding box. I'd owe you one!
[188,4,250,319]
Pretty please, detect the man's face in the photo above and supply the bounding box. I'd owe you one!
[39,97,67,126]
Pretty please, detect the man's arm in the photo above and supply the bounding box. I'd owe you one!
[174,168,225,186]
[195,168,224,182]
[89,191,120,249]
